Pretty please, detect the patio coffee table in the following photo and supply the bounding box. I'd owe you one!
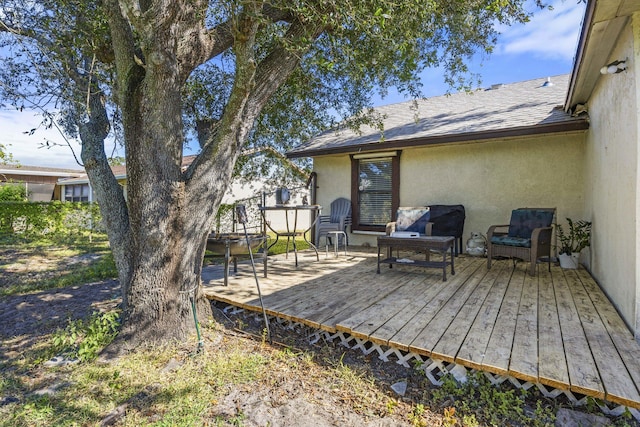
[377,235,455,281]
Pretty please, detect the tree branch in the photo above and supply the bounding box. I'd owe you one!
[183,3,265,202]
[184,13,324,206]
[242,146,310,180]
[245,17,325,123]
[194,4,295,70]
[77,76,134,305]
[102,0,145,105]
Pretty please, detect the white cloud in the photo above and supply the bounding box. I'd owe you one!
[496,0,586,60]
[0,109,84,169]
[0,109,122,170]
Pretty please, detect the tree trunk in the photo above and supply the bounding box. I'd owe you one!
[99,0,320,349]
[115,75,221,345]
[78,89,134,307]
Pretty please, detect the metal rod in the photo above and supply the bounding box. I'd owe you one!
[190,294,204,354]
[236,204,272,343]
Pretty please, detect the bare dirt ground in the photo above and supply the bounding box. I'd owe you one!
[209,309,435,426]
[0,247,120,360]
[0,283,439,426]
[0,279,120,359]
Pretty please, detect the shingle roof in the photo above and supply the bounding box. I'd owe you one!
[287,74,588,158]
[0,163,83,176]
[57,155,199,184]
[58,164,128,184]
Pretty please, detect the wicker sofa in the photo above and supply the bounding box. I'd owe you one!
[384,204,465,255]
[385,207,433,236]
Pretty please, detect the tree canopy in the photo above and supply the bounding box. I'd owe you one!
[0,0,542,347]
[0,143,12,164]
[1,0,539,171]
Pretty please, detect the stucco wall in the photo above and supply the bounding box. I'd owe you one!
[313,132,585,250]
[583,19,639,335]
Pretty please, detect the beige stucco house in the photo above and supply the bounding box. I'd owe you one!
[287,0,640,341]
[0,164,83,201]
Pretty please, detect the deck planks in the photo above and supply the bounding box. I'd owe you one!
[410,261,489,358]
[334,273,435,340]
[300,269,414,330]
[429,263,498,363]
[481,266,526,376]
[566,269,640,407]
[454,261,512,370]
[576,268,640,403]
[386,260,481,352]
[335,256,476,340]
[260,258,368,313]
[552,267,604,398]
[508,268,539,383]
[202,249,640,410]
[361,258,479,349]
[537,265,570,390]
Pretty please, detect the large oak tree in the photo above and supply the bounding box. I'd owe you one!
[0,0,540,348]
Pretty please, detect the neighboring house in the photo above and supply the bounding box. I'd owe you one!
[287,0,640,341]
[0,163,84,201]
[58,156,310,232]
[57,164,127,202]
[58,166,127,202]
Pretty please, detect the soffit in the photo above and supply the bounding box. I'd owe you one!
[566,0,640,109]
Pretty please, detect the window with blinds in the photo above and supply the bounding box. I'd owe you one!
[64,184,90,202]
[357,157,393,226]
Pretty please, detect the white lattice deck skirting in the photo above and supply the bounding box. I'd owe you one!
[220,304,640,422]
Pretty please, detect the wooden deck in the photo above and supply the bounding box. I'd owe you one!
[202,248,640,411]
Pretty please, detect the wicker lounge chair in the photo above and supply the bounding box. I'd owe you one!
[486,208,555,276]
[316,197,352,247]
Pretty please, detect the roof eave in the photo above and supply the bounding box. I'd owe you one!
[565,0,597,112]
[286,120,590,159]
[565,0,640,111]
[0,169,83,178]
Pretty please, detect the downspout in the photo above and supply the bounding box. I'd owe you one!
[307,172,318,244]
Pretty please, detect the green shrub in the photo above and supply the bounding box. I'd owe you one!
[0,183,28,202]
[0,201,102,238]
[51,310,121,362]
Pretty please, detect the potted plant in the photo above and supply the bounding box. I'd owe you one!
[557,218,592,269]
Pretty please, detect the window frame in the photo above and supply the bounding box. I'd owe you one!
[64,183,90,202]
[350,152,400,233]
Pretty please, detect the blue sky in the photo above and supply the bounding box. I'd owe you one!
[2,0,586,170]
